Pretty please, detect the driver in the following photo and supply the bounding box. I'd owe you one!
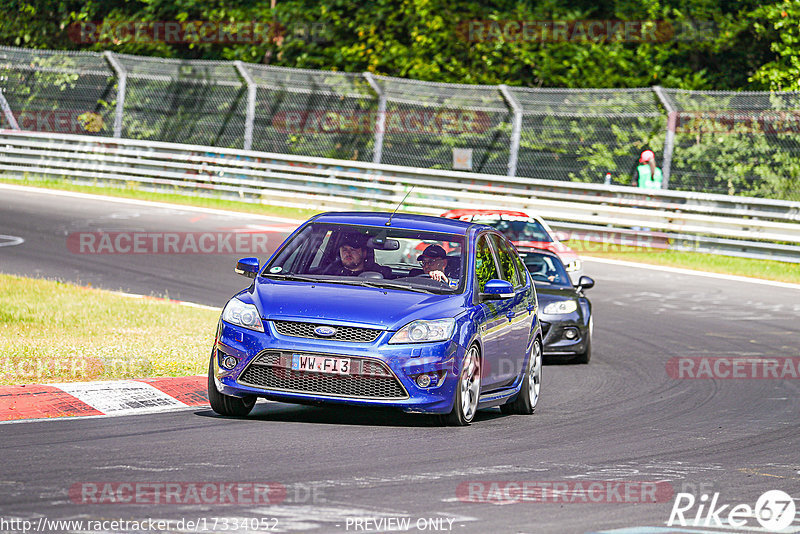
[410,244,459,283]
[323,232,392,278]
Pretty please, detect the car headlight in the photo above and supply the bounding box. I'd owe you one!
[543,300,578,315]
[389,318,456,344]
[221,298,264,332]
[564,259,582,272]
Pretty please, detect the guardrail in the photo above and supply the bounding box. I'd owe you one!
[2,129,800,263]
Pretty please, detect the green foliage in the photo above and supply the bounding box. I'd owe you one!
[0,0,785,91]
[749,0,800,91]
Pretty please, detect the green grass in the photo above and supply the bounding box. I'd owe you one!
[0,273,221,385]
[573,244,800,284]
[4,176,799,285]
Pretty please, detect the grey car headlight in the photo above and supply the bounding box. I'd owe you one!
[543,300,578,314]
[389,318,456,344]
[222,298,264,332]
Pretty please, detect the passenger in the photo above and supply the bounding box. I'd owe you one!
[323,232,393,278]
[409,244,459,283]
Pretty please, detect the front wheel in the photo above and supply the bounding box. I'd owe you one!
[501,338,541,415]
[442,345,481,426]
[208,351,256,417]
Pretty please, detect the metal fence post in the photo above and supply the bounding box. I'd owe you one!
[363,72,385,164]
[498,84,522,177]
[103,51,126,138]
[0,89,19,129]
[652,85,676,189]
[235,61,256,151]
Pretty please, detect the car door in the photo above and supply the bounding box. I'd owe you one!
[474,233,515,391]
[487,234,532,385]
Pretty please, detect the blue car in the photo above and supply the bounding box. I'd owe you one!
[208,212,542,425]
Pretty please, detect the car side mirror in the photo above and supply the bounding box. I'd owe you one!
[575,275,594,290]
[235,257,259,279]
[481,279,514,300]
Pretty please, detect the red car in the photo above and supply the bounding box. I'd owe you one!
[441,209,583,283]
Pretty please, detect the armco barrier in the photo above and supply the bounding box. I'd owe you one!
[2,129,800,262]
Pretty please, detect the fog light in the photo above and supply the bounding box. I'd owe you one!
[564,328,578,340]
[221,355,239,370]
[415,374,431,388]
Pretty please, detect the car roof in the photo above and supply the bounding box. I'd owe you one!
[441,209,531,219]
[312,211,475,235]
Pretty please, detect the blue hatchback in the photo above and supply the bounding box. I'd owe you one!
[209,212,542,425]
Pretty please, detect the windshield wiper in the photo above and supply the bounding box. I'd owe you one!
[362,280,436,294]
[320,278,436,294]
[264,273,321,283]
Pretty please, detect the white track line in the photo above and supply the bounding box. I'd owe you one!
[583,257,800,290]
[0,182,304,224]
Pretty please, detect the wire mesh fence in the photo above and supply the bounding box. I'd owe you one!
[1,45,799,200]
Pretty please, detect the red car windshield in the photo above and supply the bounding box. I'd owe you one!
[471,215,553,243]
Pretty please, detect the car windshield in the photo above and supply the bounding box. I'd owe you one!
[264,223,466,294]
[470,214,553,243]
[518,251,571,287]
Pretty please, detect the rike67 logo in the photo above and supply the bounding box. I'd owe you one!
[668,490,796,531]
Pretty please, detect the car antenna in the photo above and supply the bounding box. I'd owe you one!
[385,186,415,226]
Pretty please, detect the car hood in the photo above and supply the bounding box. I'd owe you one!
[251,280,465,331]
[534,285,577,305]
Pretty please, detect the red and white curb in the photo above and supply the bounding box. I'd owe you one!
[0,376,208,423]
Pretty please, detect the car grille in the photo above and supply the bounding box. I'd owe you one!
[272,321,381,343]
[237,351,408,400]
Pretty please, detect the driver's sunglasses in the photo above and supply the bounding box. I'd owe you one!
[419,258,443,266]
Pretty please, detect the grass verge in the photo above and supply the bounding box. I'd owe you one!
[3,177,798,285]
[572,244,800,284]
[0,273,220,386]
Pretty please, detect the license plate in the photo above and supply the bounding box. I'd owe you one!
[291,354,351,375]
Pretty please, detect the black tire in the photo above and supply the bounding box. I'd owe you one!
[500,338,541,415]
[208,351,256,417]
[442,345,481,426]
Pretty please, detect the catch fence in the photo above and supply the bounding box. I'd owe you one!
[1,45,798,200]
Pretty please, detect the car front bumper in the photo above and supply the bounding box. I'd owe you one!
[213,320,465,414]
[540,315,589,357]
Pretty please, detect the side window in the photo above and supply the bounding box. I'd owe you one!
[514,253,529,287]
[489,234,523,288]
[504,242,526,288]
[475,235,500,292]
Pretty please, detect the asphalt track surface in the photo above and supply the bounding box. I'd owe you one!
[1,185,799,534]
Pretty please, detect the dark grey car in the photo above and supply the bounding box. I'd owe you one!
[518,249,594,364]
